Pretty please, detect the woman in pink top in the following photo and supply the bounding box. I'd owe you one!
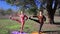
[9,11,28,33]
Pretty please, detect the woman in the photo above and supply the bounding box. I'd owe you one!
[29,10,46,34]
[9,11,28,33]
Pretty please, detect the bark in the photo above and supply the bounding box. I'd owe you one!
[47,0,58,24]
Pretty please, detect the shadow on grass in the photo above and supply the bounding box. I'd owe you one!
[42,30,60,33]
[53,22,60,25]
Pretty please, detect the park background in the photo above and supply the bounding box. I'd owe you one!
[0,0,60,34]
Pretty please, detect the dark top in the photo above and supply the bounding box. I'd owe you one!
[33,15,46,23]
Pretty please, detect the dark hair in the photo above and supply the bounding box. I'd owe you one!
[39,10,43,13]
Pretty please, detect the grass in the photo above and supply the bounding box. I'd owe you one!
[0,18,60,34]
[0,19,39,34]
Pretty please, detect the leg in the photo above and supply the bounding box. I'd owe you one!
[29,17,40,24]
[10,17,21,23]
[39,23,43,34]
[10,17,17,21]
[20,21,25,33]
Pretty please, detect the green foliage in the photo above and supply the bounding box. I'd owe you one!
[5,0,60,16]
[6,0,25,6]
[6,9,12,15]
[0,18,60,34]
[6,0,38,15]
[0,9,5,15]
[6,0,11,3]
[0,19,39,34]
[6,0,15,5]
[6,0,37,8]
[26,7,37,15]
[0,8,13,15]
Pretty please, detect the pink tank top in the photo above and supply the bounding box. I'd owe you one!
[19,14,25,22]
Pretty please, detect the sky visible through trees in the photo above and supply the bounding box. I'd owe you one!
[0,0,19,11]
[0,0,55,11]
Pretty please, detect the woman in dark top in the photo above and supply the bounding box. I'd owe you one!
[29,10,46,34]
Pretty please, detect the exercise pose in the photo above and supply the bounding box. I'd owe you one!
[9,11,28,33]
[29,10,46,34]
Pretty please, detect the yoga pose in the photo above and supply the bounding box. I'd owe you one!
[29,10,46,34]
[9,11,28,33]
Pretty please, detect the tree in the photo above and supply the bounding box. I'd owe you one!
[46,0,58,24]
[4,9,13,15]
[0,9,5,15]
[6,0,38,15]
[39,0,60,24]
[26,7,37,15]
[6,0,60,24]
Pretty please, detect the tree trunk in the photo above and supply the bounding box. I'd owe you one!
[47,0,58,24]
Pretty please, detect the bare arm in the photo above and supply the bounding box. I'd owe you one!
[25,15,28,20]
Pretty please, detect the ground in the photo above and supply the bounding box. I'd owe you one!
[0,16,60,34]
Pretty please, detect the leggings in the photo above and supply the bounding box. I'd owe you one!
[29,18,43,33]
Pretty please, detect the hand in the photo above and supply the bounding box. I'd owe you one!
[31,16,33,18]
[25,18,28,21]
[29,16,33,19]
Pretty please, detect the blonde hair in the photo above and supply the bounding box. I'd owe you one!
[17,11,24,14]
